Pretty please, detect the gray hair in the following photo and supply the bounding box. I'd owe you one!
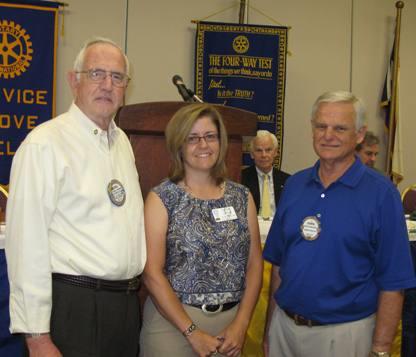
[73,37,130,77]
[311,91,366,130]
[250,130,278,152]
[356,131,380,151]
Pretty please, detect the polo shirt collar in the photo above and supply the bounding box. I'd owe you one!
[309,156,366,188]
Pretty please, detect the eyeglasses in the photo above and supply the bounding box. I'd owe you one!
[186,133,219,145]
[76,68,130,87]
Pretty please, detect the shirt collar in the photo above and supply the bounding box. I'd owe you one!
[255,166,273,178]
[309,156,366,188]
[69,103,119,146]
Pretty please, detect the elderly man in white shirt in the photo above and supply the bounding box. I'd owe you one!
[5,37,146,357]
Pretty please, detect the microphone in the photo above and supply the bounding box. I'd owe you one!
[172,75,203,103]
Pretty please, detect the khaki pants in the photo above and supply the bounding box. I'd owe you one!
[140,298,239,357]
[268,306,375,357]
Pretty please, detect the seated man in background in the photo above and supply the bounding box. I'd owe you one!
[241,130,290,220]
[355,130,380,168]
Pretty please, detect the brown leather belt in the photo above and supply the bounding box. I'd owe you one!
[283,309,323,327]
[52,273,140,293]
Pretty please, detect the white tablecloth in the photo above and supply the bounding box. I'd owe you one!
[258,217,272,244]
[407,219,416,241]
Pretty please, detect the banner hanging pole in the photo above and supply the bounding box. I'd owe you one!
[238,0,246,24]
[386,1,404,176]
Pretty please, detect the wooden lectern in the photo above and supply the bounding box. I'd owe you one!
[116,101,257,198]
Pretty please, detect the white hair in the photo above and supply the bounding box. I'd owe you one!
[311,90,366,130]
[73,37,130,78]
[250,130,278,152]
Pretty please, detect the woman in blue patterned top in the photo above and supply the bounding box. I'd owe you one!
[140,104,263,357]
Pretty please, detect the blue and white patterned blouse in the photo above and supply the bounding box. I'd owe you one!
[153,179,251,305]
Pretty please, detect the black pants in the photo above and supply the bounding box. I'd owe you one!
[28,279,141,357]
[401,242,416,357]
[402,288,416,357]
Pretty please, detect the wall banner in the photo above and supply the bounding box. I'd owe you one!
[195,21,288,167]
[0,0,59,185]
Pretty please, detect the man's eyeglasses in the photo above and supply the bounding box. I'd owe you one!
[76,69,130,87]
[186,133,219,145]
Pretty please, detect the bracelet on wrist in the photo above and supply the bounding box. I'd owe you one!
[369,352,391,357]
[182,322,197,337]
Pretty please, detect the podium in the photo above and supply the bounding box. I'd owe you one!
[116,101,257,197]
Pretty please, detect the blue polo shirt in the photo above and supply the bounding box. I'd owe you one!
[263,158,416,324]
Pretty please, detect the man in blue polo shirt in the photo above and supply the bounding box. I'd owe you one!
[263,91,416,357]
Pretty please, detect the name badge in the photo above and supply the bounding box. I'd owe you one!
[107,179,126,206]
[300,216,321,241]
[212,206,237,222]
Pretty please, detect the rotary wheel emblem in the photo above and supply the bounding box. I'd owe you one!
[0,20,33,79]
[232,35,249,54]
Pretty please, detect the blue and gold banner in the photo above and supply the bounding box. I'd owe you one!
[0,0,59,185]
[195,21,288,167]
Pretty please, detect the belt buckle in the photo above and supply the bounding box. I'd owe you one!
[202,304,223,315]
[294,314,312,327]
[127,278,138,292]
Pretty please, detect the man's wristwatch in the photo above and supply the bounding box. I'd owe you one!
[24,333,49,338]
[369,352,391,357]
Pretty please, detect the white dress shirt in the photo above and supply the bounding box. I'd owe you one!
[255,167,276,217]
[5,103,146,333]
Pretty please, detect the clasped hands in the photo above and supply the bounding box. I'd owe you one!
[189,327,244,357]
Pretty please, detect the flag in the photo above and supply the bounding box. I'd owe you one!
[381,39,403,185]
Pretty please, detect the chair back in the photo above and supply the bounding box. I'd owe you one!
[402,184,416,215]
[0,185,8,222]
